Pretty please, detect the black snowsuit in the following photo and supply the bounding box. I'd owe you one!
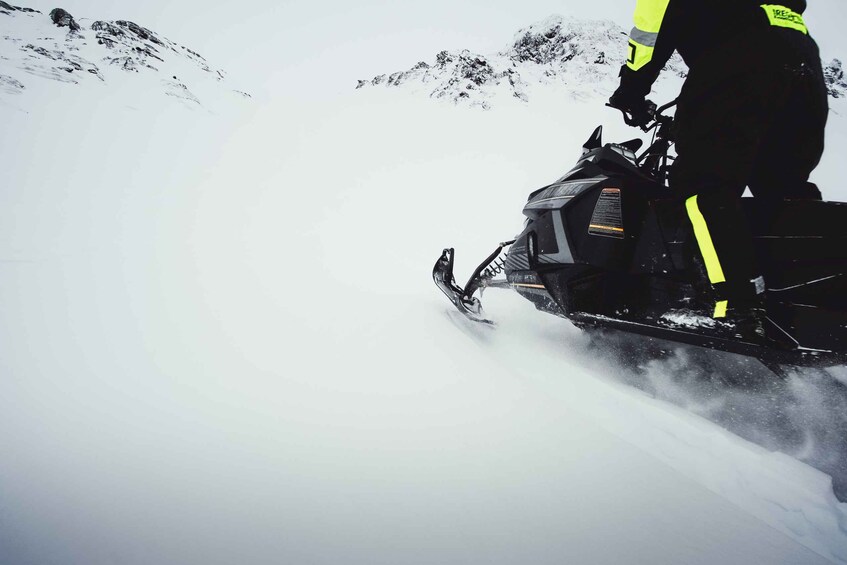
[612,0,828,313]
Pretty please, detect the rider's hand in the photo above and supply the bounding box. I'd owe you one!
[608,93,657,128]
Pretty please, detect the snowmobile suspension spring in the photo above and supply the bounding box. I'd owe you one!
[482,257,507,279]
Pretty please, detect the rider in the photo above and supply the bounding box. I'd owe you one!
[607,0,828,337]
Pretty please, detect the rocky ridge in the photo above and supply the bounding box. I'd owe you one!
[0,0,36,14]
[358,14,847,109]
[824,59,847,98]
[0,3,250,109]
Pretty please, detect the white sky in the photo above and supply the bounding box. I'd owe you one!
[21,0,846,100]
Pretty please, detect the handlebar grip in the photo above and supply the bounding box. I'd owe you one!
[605,103,640,127]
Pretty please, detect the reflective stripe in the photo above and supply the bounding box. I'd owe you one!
[760,4,808,34]
[626,0,671,71]
[629,27,658,47]
[685,195,726,285]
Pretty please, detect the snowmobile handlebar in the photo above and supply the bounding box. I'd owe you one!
[640,99,677,133]
[634,99,678,183]
[606,98,678,132]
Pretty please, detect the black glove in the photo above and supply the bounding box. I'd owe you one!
[607,92,657,129]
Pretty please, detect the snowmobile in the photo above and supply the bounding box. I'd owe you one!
[433,100,847,374]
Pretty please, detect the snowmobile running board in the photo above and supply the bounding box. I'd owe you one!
[569,311,846,370]
[432,242,514,325]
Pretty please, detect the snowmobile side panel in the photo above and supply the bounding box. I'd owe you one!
[522,177,607,220]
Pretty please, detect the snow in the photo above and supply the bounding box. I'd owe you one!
[2,6,847,565]
[661,310,717,329]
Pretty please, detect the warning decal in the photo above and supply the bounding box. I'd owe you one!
[588,188,624,239]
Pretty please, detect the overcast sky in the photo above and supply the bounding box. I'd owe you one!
[21,1,847,98]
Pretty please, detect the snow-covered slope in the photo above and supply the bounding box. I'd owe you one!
[0,3,250,113]
[357,14,847,109]
[1,8,847,565]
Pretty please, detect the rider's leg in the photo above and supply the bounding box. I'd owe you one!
[670,27,811,325]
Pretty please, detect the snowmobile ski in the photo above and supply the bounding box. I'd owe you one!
[432,243,513,325]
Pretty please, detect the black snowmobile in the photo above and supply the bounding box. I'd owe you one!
[433,101,847,373]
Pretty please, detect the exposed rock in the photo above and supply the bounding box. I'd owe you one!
[0,72,24,94]
[24,44,58,60]
[512,23,580,64]
[163,78,199,105]
[824,59,847,99]
[19,61,78,83]
[184,46,206,61]
[21,43,102,79]
[115,20,163,46]
[434,51,494,87]
[108,56,137,71]
[0,2,40,15]
[91,21,125,37]
[49,8,80,32]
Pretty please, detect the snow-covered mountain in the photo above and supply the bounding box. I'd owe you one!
[357,14,847,108]
[825,58,847,98]
[0,2,249,111]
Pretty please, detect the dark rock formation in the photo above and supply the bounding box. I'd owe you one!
[163,78,199,104]
[90,19,215,76]
[24,44,57,60]
[49,8,80,31]
[512,23,580,64]
[115,20,164,46]
[435,51,494,87]
[0,1,39,14]
[21,43,103,81]
[824,59,847,99]
[91,21,125,37]
[108,56,138,71]
[0,73,25,94]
